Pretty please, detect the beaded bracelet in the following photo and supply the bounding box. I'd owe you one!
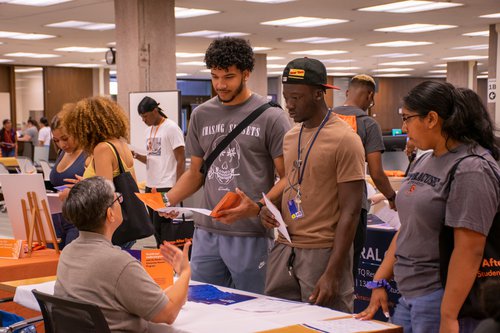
[366,279,391,292]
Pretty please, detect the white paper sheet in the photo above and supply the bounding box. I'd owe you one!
[303,317,394,333]
[262,193,291,243]
[232,297,307,313]
[373,205,400,229]
[157,206,212,216]
[14,280,55,311]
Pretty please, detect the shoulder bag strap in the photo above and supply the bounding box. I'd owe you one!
[199,101,281,177]
[105,141,126,175]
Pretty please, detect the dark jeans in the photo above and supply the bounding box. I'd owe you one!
[146,186,172,248]
[353,209,368,279]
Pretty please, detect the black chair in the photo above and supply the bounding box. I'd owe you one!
[32,290,111,333]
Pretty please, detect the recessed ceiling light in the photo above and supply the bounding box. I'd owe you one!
[0,31,55,40]
[374,73,412,77]
[326,66,360,70]
[462,31,489,37]
[428,69,447,73]
[433,63,447,67]
[373,53,423,58]
[451,44,488,50]
[480,13,500,19]
[477,75,488,79]
[328,72,357,76]
[289,49,348,56]
[323,59,356,64]
[267,71,284,75]
[253,46,272,52]
[425,74,446,78]
[243,0,296,3]
[358,1,463,13]
[267,64,286,69]
[372,67,415,72]
[177,30,249,38]
[55,47,109,53]
[107,42,116,46]
[175,52,205,58]
[480,71,488,75]
[176,73,190,77]
[46,20,115,31]
[199,69,212,73]
[261,16,348,28]
[0,59,13,63]
[367,41,433,47]
[174,7,220,18]
[5,52,60,58]
[267,56,285,60]
[375,23,456,33]
[109,70,116,75]
[442,55,488,61]
[379,61,426,66]
[0,0,72,6]
[178,61,206,66]
[56,63,102,68]
[14,67,42,73]
[284,37,351,43]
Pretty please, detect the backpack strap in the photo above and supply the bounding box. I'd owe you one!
[105,141,126,175]
[199,101,281,178]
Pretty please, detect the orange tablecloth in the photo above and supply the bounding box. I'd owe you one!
[0,249,59,282]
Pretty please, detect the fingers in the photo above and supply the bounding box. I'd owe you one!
[182,241,191,256]
[354,306,378,320]
[381,299,390,319]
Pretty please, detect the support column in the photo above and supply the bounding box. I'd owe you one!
[92,68,110,97]
[446,60,477,91]
[114,0,176,115]
[488,24,499,127]
[247,53,267,98]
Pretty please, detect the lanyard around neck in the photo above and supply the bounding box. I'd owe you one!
[296,110,332,186]
[149,118,165,142]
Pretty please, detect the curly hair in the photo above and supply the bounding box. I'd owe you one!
[50,103,75,131]
[63,96,129,154]
[204,37,254,72]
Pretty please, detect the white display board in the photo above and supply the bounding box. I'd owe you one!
[0,173,55,240]
[129,91,181,184]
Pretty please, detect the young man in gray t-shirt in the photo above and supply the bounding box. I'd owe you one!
[162,37,291,294]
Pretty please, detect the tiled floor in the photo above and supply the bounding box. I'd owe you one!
[0,211,156,249]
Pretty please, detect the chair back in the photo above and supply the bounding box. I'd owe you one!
[32,290,111,333]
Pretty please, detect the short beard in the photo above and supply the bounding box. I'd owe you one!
[218,78,245,104]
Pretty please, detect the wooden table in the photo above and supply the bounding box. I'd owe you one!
[0,249,59,283]
[0,275,56,293]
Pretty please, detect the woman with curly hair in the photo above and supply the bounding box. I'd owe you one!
[63,96,138,248]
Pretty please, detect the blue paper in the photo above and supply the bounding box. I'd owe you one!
[188,284,256,305]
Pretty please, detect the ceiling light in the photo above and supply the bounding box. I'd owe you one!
[107,42,116,46]
[244,0,296,3]
[480,13,500,19]
[5,52,60,58]
[372,67,415,72]
[379,61,426,65]
[253,46,272,52]
[367,41,433,47]
[358,1,463,13]
[0,31,55,40]
[177,30,249,38]
[14,67,42,73]
[261,16,348,28]
[323,59,356,64]
[266,64,286,69]
[178,61,206,66]
[451,44,488,50]
[480,71,488,75]
[328,72,357,76]
[176,73,190,77]
[373,53,423,58]
[175,52,205,58]
[0,59,13,63]
[375,23,456,33]
[55,47,109,53]
[267,71,284,75]
[442,55,488,61]
[326,66,360,70]
[175,7,220,18]
[267,56,285,60]
[284,37,351,43]
[433,63,447,67]
[477,75,488,79]
[0,0,72,6]
[199,69,212,73]
[46,20,115,31]
[374,73,411,77]
[428,69,447,73]
[425,74,446,78]
[462,31,489,37]
[109,70,116,75]
[56,63,102,68]
[289,49,348,56]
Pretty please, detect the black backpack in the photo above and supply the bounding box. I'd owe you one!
[439,154,500,319]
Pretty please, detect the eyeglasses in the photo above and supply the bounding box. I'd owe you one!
[401,114,421,123]
[109,192,123,207]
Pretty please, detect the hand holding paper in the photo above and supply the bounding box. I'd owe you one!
[262,193,291,243]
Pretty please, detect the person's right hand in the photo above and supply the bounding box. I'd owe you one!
[160,240,191,275]
[260,206,279,229]
[354,288,390,320]
[63,174,84,188]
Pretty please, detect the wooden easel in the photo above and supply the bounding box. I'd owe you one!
[21,191,60,256]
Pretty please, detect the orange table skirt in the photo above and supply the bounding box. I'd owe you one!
[0,249,59,282]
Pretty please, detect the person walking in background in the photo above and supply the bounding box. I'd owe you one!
[18,118,38,147]
[356,82,500,333]
[0,119,16,157]
[38,116,51,146]
[133,96,185,248]
[49,104,88,249]
[333,74,397,279]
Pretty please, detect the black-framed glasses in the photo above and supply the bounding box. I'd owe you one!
[401,114,421,123]
[109,192,123,207]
